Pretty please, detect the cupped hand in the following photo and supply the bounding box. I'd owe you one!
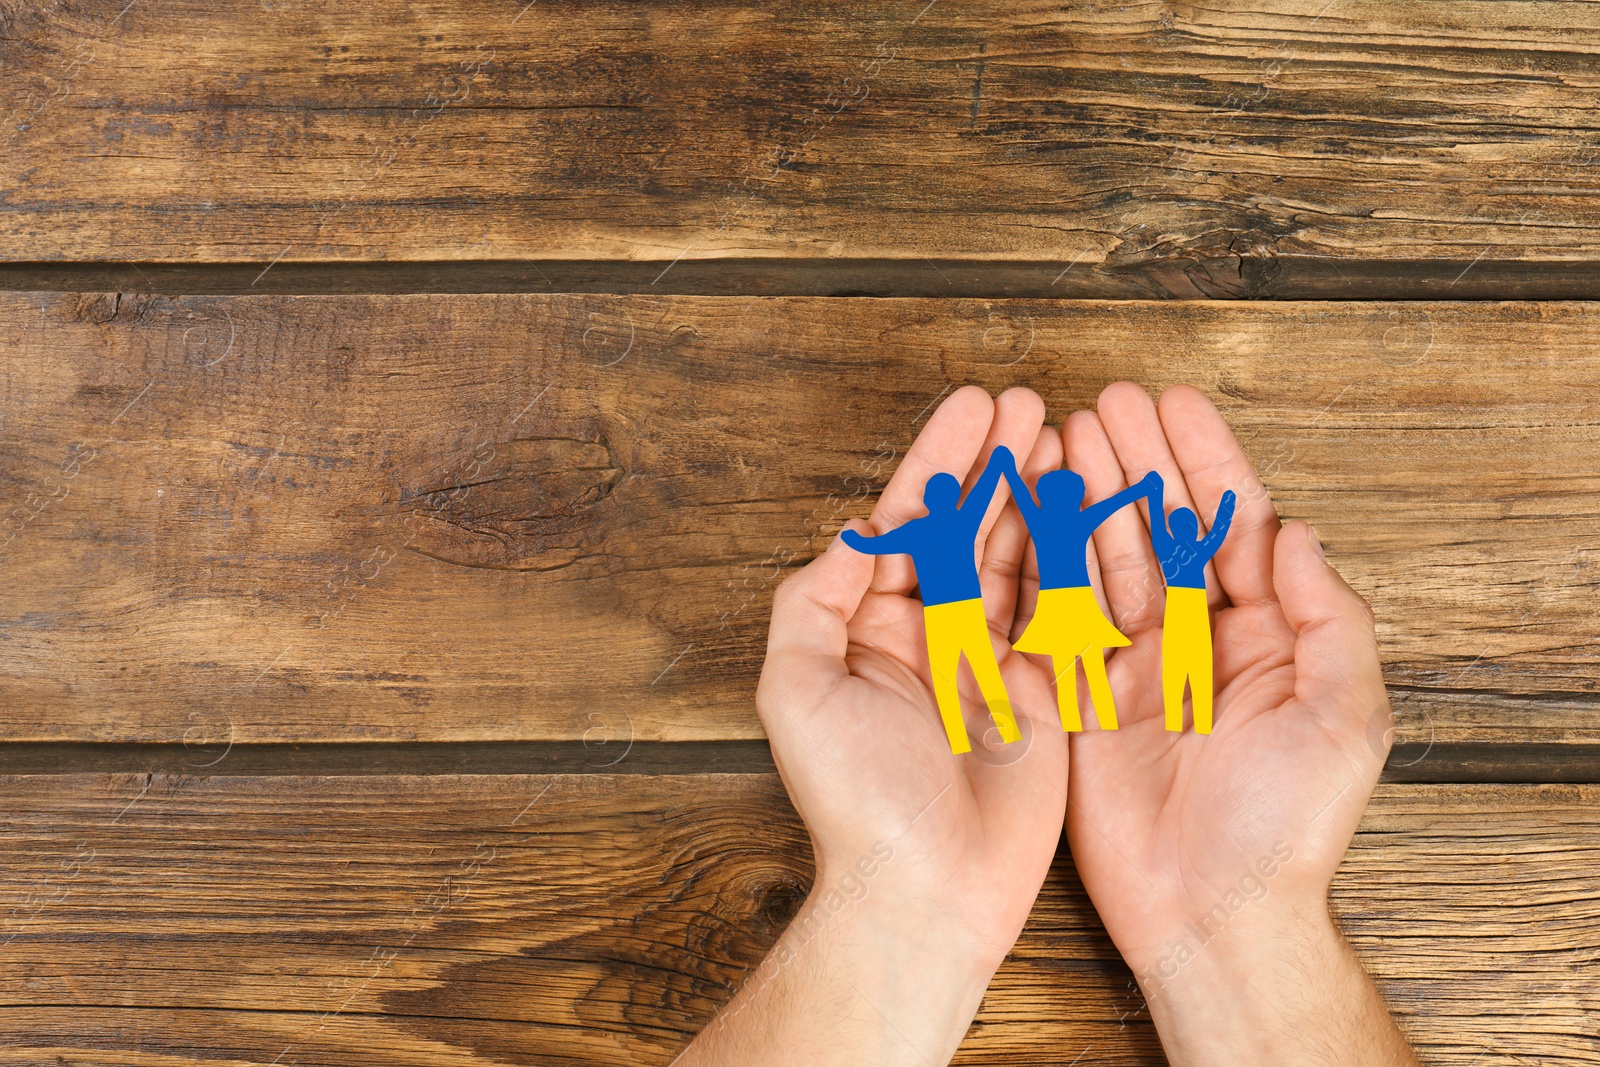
[757,385,1071,965]
[1059,383,1392,975]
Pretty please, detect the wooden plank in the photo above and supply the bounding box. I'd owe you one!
[2,293,1598,744]
[6,2,1600,295]
[0,774,1590,1064]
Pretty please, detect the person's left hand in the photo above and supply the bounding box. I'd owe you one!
[678,386,1071,1066]
[761,385,1068,960]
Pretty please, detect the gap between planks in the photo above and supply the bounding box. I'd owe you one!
[0,741,1591,782]
[8,260,1600,299]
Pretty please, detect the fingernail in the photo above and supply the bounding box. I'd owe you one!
[1307,524,1327,562]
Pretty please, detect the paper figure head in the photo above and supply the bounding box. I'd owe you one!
[1036,469,1086,509]
[1168,506,1200,541]
[923,472,962,512]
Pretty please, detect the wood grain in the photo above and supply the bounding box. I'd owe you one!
[6,1,1600,295]
[0,774,1588,1064]
[2,293,1598,744]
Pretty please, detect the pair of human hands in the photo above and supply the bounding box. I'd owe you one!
[736,384,1406,1065]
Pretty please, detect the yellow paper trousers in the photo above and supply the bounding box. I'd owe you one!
[1012,585,1129,731]
[1161,586,1213,733]
[922,597,1019,754]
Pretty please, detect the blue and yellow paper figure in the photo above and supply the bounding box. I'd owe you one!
[999,452,1157,731]
[842,448,1020,755]
[1148,475,1236,734]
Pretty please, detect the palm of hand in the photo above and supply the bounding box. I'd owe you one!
[832,585,1066,946]
[1072,600,1309,952]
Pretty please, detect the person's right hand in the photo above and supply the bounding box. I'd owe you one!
[1058,382,1416,1066]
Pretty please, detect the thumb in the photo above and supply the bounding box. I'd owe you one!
[757,520,875,719]
[1272,521,1388,731]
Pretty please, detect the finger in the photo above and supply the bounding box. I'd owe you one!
[1004,424,1063,644]
[1064,409,1163,638]
[972,389,1048,634]
[1156,385,1281,607]
[757,519,875,723]
[1272,521,1388,737]
[1097,380,1226,612]
[866,385,995,596]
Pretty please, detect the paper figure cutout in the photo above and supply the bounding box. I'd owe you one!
[999,453,1158,731]
[1148,475,1236,734]
[839,438,1238,751]
[842,448,1021,755]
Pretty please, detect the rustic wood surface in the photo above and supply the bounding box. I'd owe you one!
[6,1,1600,296]
[0,774,1587,1065]
[1,292,1597,745]
[5,3,1595,1063]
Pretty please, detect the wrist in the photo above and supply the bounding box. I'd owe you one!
[1134,902,1413,1067]
[816,845,1017,973]
[794,877,1000,1058]
[683,879,999,1067]
[1140,900,1338,1061]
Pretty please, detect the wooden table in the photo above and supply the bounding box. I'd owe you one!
[2,2,1597,1062]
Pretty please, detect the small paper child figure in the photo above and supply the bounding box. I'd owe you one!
[998,451,1158,731]
[841,448,1021,755]
[1148,474,1236,734]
